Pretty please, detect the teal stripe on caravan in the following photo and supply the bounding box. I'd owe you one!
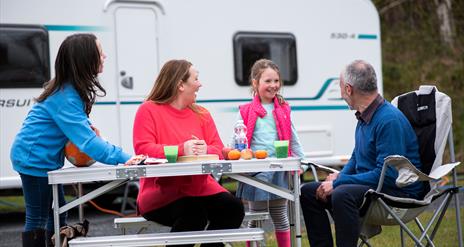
[286,78,337,101]
[94,101,116,105]
[95,101,140,105]
[45,25,108,32]
[357,34,377,39]
[197,99,251,103]
[121,101,142,105]
[291,105,349,111]
[94,101,348,111]
[221,105,349,113]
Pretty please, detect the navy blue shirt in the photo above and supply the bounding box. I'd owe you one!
[334,96,424,198]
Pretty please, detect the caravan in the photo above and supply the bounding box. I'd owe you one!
[0,0,382,190]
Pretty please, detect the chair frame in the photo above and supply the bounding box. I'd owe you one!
[358,131,461,247]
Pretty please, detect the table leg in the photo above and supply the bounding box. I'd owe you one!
[293,171,302,247]
[53,184,61,247]
[287,172,295,247]
[78,183,84,223]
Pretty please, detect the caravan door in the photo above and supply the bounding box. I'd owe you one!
[113,5,159,152]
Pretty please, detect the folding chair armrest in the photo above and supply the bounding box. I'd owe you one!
[376,155,461,192]
[428,161,461,180]
[301,160,340,183]
[377,155,425,192]
[301,160,340,173]
[376,160,391,192]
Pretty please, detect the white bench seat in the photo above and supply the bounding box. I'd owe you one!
[68,228,264,247]
[114,212,270,234]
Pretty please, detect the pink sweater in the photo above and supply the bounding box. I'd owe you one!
[133,102,227,214]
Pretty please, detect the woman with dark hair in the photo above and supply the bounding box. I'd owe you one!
[10,33,142,247]
[133,59,244,247]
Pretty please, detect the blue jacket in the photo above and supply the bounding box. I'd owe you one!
[333,100,423,198]
[10,83,131,177]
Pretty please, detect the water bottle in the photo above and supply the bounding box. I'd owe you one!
[234,120,248,151]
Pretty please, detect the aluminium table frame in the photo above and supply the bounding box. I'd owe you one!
[48,157,302,247]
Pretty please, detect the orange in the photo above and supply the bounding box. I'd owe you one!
[240,149,253,160]
[228,149,241,160]
[254,150,268,159]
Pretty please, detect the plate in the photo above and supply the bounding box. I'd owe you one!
[177,154,219,163]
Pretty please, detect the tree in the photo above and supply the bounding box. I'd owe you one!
[434,0,455,48]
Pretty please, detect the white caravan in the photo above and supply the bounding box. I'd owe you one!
[0,0,382,190]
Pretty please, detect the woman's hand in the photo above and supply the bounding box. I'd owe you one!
[184,136,207,155]
[124,154,146,166]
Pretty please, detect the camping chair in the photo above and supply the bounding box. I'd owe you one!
[357,85,462,247]
[303,85,462,247]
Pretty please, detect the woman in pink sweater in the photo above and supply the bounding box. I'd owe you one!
[133,59,244,247]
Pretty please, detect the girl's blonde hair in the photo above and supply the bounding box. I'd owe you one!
[249,59,285,104]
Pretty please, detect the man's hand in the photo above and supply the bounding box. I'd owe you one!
[316,181,334,202]
[325,172,339,182]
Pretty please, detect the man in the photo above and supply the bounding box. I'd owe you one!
[300,60,424,247]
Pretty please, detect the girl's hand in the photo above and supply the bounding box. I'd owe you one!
[124,154,146,166]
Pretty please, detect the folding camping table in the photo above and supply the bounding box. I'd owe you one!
[48,157,302,247]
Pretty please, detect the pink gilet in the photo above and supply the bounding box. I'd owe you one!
[239,96,292,155]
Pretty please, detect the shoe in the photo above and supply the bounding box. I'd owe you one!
[22,229,46,247]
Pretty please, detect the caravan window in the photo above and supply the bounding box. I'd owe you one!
[0,25,50,88]
[233,32,297,86]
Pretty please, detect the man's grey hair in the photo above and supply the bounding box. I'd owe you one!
[342,60,377,93]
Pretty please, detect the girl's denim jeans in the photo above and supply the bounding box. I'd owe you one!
[20,173,66,232]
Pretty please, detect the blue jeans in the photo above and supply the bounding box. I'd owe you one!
[300,182,410,247]
[20,173,67,232]
[300,182,369,247]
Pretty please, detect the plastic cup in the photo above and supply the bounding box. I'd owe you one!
[274,140,289,158]
[164,145,178,163]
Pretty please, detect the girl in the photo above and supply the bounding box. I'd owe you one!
[235,59,305,247]
[10,33,141,247]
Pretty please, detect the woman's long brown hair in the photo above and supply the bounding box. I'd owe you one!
[36,33,106,115]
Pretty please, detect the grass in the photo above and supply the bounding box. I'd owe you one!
[0,195,75,213]
[0,196,25,212]
[365,207,463,246]
[232,207,463,247]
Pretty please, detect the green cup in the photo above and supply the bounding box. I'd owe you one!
[274,140,289,158]
[164,145,178,163]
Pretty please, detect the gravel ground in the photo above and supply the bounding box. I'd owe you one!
[0,204,275,247]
